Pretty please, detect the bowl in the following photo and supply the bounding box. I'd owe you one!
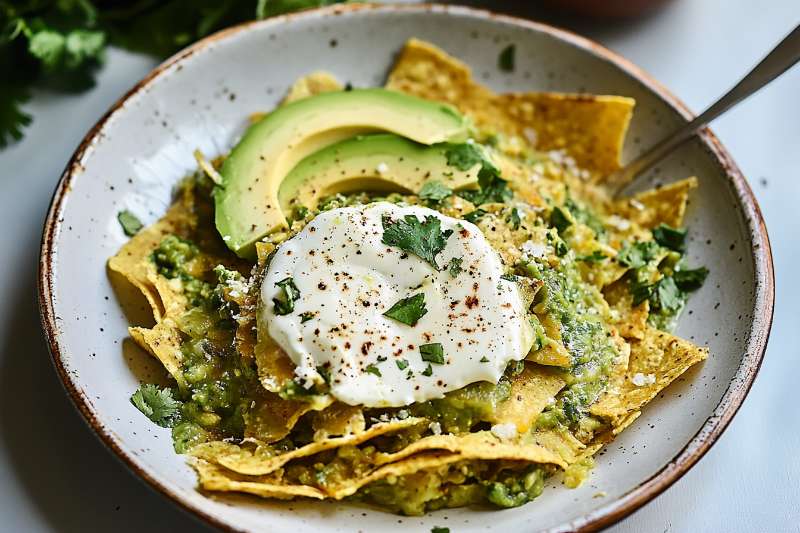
[38,4,774,532]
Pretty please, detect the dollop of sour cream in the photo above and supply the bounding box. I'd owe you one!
[260,202,533,407]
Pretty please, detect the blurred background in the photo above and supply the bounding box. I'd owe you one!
[1,1,798,531]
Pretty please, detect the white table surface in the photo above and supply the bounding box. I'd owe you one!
[1,1,798,531]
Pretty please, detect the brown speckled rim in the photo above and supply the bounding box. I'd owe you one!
[38,3,774,532]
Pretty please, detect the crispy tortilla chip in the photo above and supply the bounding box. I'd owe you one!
[191,417,426,476]
[531,428,587,465]
[613,177,698,229]
[386,39,634,176]
[192,458,326,500]
[254,331,297,392]
[604,277,649,340]
[312,403,366,440]
[590,326,708,426]
[243,390,316,444]
[490,364,565,433]
[129,321,186,389]
[108,187,196,321]
[527,313,572,367]
[283,71,343,103]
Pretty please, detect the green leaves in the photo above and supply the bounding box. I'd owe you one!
[418,180,452,203]
[498,44,515,72]
[577,250,607,263]
[445,142,512,205]
[549,206,572,234]
[130,384,182,428]
[419,342,445,364]
[383,293,427,326]
[652,223,687,252]
[117,210,143,236]
[616,241,660,269]
[444,142,484,171]
[447,257,463,278]
[273,277,300,315]
[365,364,381,377]
[673,266,709,291]
[381,214,453,270]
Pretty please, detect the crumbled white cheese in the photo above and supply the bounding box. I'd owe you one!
[491,423,518,440]
[429,421,443,435]
[376,162,389,174]
[631,372,656,387]
[222,235,231,242]
[522,240,548,259]
[629,199,646,211]
[397,409,409,420]
[466,138,475,145]
[606,215,631,231]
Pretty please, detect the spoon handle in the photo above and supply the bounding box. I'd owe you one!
[612,23,800,197]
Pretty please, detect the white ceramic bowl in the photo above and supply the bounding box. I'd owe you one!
[39,4,774,532]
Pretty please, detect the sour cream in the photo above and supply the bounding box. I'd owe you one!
[260,202,533,407]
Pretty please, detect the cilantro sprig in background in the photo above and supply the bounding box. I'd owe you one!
[0,0,345,148]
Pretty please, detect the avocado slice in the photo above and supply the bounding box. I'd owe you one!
[279,134,479,213]
[215,88,470,258]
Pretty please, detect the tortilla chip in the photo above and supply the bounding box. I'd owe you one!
[590,325,708,426]
[603,277,649,340]
[129,321,186,389]
[190,417,426,476]
[283,71,343,103]
[527,313,572,367]
[613,177,698,229]
[254,332,298,393]
[243,390,315,444]
[386,38,634,176]
[490,364,565,433]
[192,458,326,500]
[312,403,366,440]
[531,428,587,465]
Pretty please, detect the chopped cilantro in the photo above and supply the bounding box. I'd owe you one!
[654,276,683,313]
[383,293,428,326]
[421,364,433,377]
[447,257,464,278]
[463,209,486,224]
[396,359,409,370]
[117,210,143,236]
[498,44,516,72]
[291,205,310,222]
[444,143,512,205]
[652,223,687,252]
[365,364,382,377]
[381,214,453,270]
[617,241,660,269]
[500,273,518,282]
[419,343,445,364]
[578,251,608,263]
[130,384,181,428]
[418,180,452,203]
[432,527,450,533]
[673,266,709,291]
[299,311,316,323]
[555,239,569,257]
[549,206,573,234]
[273,277,300,315]
[480,356,490,363]
[316,365,331,384]
[444,142,484,171]
[508,207,523,229]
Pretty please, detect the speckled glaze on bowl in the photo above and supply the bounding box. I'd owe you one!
[38,4,773,532]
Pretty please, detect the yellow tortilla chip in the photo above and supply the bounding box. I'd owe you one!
[129,321,186,389]
[386,38,634,176]
[590,325,708,426]
[527,313,572,367]
[192,458,326,500]
[283,71,343,103]
[254,332,298,392]
[603,277,649,340]
[242,390,315,444]
[490,364,565,433]
[613,177,698,229]
[190,417,426,476]
[531,428,587,465]
[312,403,366,440]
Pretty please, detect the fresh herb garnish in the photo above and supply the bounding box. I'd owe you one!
[578,250,608,263]
[316,365,331,384]
[652,223,687,252]
[291,205,310,222]
[447,257,464,278]
[273,277,300,315]
[381,214,453,270]
[463,209,486,224]
[500,273,518,282]
[445,143,512,205]
[117,210,143,236]
[383,293,428,326]
[421,364,433,377]
[617,241,660,269]
[508,207,523,229]
[432,527,450,533]
[365,364,381,377]
[549,206,573,234]
[418,180,452,203]
[479,356,490,363]
[130,384,181,428]
[498,44,515,72]
[419,343,445,364]
[299,311,316,323]
[396,359,409,370]
[673,266,709,291]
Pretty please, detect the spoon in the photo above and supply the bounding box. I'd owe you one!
[610,23,800,198]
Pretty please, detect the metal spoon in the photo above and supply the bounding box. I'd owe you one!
[610,23,800,198]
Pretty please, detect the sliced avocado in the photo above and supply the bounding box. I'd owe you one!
[215,88,469,258]
[279,134,479,212]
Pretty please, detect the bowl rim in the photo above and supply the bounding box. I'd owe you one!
[37,3,775,532]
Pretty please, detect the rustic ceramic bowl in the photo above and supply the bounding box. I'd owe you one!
[38,4,774,532]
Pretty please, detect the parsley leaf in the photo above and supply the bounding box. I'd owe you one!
[365,364,381,377]
[130,384,181,428]
[418,180,452,203]
[419,343,445,364]
[381,214,453,270]
[117,210,143,236]
[447,257,463,278]
[383,293,428,326]
[498,44,515,72]
[617,241,660,269]
[273,277,300,315]
[673,266,709,291]
[652,223,687,252]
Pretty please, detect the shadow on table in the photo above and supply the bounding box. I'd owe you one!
[0,246,206,532]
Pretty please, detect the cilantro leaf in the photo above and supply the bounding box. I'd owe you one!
[447,257,463,278]
[365,364,381,377]
[508,207,523,229]
[652,223,687,252]
[421,364,433,377]
[654,276,684,313]
[381,214,453,270]
[432,527,450,533]
[117,210,143,236]
[673,267,709,291]
[498,44,515,72]
[549,206,572,234]
[463,209,486,224]
[418,180,452,203]
[578,250,607,263]
[479,356,489,363]
[617,241,660,269]
[130,384,181,428]
[419,342,445,364]
[396,359,409,370]
[445,143,512,205]
[444,142,484,171]
[273,277,300,315]
[383,293,428,326]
